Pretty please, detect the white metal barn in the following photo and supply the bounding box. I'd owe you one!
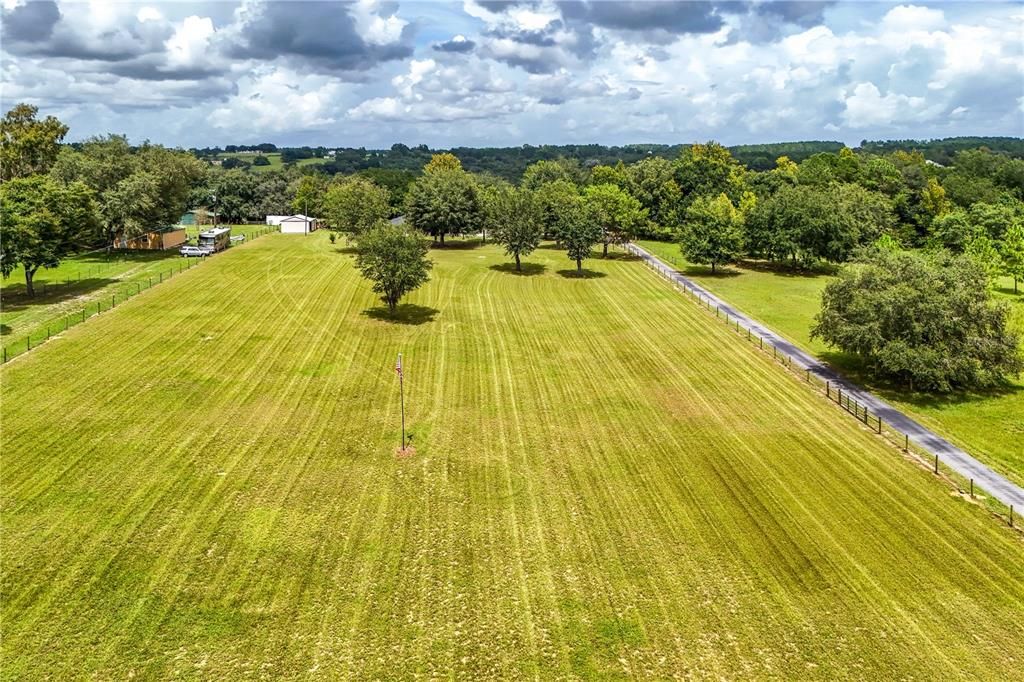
[265,215,288,226]
[279,215,320,234]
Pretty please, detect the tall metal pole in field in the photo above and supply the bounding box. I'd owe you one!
[396,353,406,451]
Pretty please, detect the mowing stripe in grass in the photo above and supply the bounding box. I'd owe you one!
[4,235,1024,678]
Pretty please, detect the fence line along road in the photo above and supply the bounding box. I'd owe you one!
[626,242,1024,512]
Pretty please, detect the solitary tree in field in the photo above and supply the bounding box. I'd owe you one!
[323,176,391,240]
[354,223,433,315]
[560,196,602,273]
[1000,222,1024,293]
[812,249,1022,391]
[484,185,542,271]
[0,176,100,296]
[583,183,647,257]
[679,193,743,273]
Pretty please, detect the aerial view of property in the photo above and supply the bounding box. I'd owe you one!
[2,0,1023,679]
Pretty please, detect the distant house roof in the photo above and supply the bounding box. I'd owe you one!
[281,214,317,221]
[390,215,405,225]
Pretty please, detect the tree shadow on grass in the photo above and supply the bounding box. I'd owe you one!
[362,304,440,325]
[739,259,839,278]
[994,283,1021,297]
[0,278,118,316]
[819,349,1024,408]
[557,269,607,279]
[536,241,563,251]
[489,262,546,276]
[604,251,640,262]
[334,245,359,255]
[678,264,742,278]
[430,237,484,250]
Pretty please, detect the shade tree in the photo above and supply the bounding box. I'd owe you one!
[0,176,100,296]
[483,184,542,271]
[405,164,482,245]
[354,223,433,315]
[559,194,602,272]
[533,179,580,241]
[812,249,1022,392]
[583,183,647,257]
[678,193,744,273]
[323,176,391,240]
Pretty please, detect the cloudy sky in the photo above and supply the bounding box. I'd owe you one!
[2,0,1022,148]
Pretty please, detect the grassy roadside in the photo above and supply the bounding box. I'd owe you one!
[637,239,1024,488]
[3,233,1023,678]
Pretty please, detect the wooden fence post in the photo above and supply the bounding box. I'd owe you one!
[904,434,908,452]
[970,478,974,498]
[934,454,939,474]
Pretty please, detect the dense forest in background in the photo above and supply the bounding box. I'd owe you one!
[189,137,1023,179]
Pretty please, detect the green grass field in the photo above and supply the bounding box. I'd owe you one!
[216,152,327,172]
[0,226,270,355]
[3,234,1023,679]
[637,240,1024,488]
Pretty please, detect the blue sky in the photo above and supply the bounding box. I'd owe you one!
[2,1,1022,148]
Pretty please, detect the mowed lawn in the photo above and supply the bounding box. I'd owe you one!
[0,225,270,351]
[638,239,1024,488]
[3,233,1024,679]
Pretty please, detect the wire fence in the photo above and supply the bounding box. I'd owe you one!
[1,226,279,365]
[625,243,1020,531]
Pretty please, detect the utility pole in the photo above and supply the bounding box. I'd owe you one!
[396,353,406,451]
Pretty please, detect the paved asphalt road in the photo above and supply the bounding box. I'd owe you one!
[627,242,1024,511]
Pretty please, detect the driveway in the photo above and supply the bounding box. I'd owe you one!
[627,242,1024,511]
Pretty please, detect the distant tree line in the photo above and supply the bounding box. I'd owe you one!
[186,137,1024,181]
